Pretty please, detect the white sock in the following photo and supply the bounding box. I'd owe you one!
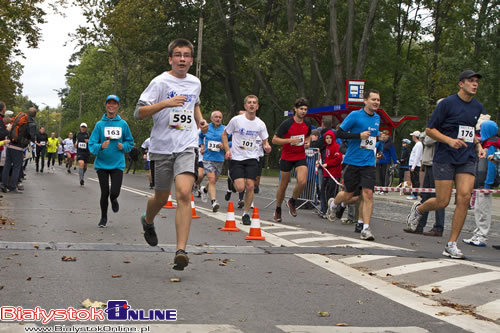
[357,220,363,225]
[362,224,370,231]
[447,241,456,247]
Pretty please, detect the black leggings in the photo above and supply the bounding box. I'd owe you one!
[47,152,57,167]
[96,169,123,219]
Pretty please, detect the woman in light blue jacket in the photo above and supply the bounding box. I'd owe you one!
[89,95,134,227]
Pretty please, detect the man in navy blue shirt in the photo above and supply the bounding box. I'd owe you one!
[327,89,381,241]
[407,70,486,259]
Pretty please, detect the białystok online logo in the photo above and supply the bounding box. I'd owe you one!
[0,301,177,324]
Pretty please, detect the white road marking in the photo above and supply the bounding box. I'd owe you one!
[327,243,375,249]
[339,255,396,265]
[475,299,500,321]
[261,226,291,230]
[291,236,343,244]
[277,325,429,333]
[296,254,500,333]
[415,271,500,294]
[274,230,323,236]
[373,260,459,277]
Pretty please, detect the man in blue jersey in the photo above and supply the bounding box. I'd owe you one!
[327,89,381,241]
[199,110,226,212]
[407,70,486,259]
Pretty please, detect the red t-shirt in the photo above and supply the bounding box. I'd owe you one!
[276,117,312,161]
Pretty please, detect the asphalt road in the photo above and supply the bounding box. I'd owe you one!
[0,163,499,333]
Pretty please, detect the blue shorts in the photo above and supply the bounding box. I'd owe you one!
[433,161,476,180]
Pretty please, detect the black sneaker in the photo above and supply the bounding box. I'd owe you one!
[335,204,346,219]
[40,169,43,173]
[67,169,71,174]
[237,200,244,209]
[274,207,282,223]
[111,199,119,213]
[141,213,158,246]
[98,217,107,228]
[173,249,189,271]
[0,184,7,193]
[286,198,297,217]
[354,222,363,233]
[225,191,231,201]
[149,183,154,190]
[242,213,251,225]
[80,179,84,186]
[254,185,260,194]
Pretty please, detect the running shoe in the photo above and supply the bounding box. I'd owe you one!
[335,203,346,219]
[111,199,119,213]
[254,185,260,194]
[242,213,251,225]
[67,169,71,174]
[341,218,356,225]
[326,198,336,222]
[201,186,208,203]
[274,207,282,223]
[173,249,189,271]
[360,226,375,241]
[80,179,84,186]
[141,213,158,246]
[98,217,107,228]
[17,184,24,191]
[286,198,297,217]
[463,235,487,247]
[442,243,465,259]
[212,201,220,213]
[406,201,422,232]
[225,191,232,201]
[354,222,363,233]
[237,200,244,209]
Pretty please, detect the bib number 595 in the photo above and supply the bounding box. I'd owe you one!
[172,114,192,123]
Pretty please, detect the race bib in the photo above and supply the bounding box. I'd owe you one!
[78,142,87,149]
[207,140,221,152]
[360,136,376,150]
[169,108,194,130]
[458,125,474,143]
[290,134,305,146]
[239,138,256,150]
[104,127,122,139]
[40,141,46,146]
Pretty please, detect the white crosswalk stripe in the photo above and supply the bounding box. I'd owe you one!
[339,255,396,265]
[475,299,500,321]
[415,271,500,294]
[372,260,459,277]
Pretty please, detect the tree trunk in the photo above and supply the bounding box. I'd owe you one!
[345,0,354,79]
[354,0,380,78]
[473,0,490,59]
[328,0,345,104]
[287,0,306,97]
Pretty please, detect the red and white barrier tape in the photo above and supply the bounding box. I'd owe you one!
[374,186,500,194]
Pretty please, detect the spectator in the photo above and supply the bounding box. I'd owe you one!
[320,130,343,216]
[399,139,411,183]
[376,130,398,192]
[463,120,499,247]
[407,130,423,200]
[126,143,140,174]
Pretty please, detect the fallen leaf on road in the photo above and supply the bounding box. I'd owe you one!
[336,323,350,326]
[169,278,181,283]
[219,262,227,266]
[0,285,4,290]
[111,275,121,278]
[392,281,399,285]
[431,287,442,293]
[61,256,77,262]
[356,300,363,304]
[386,273,392,277]
[123,260,131,264]
[368,272,376,276]
[436,312,452,316]
[33,245,39,249]
[317,312,330,317]
[11,253,18,256]
[26,277,31,281]
[203,259,216,262]
[206,251,213,254]
[81,299,106,308]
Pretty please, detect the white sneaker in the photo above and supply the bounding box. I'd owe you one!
[200,186,208,203]
[443,243,465,259]
[326,198,336,222]
[360,226,375,241]
[406,201,422,231]
[212,201,220,213]
[463,235,487,247]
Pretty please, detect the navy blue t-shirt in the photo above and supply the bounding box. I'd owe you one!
[427,94,485,164]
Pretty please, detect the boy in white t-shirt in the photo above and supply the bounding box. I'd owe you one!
[135,38,208,271]
[222,95,271,225]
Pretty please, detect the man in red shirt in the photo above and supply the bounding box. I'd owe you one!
[272,97,312,222]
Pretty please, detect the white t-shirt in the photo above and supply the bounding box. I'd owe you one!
[138,72,201,155]
[409,141,423,169]
[63,138,76,154]
[225,114,268,161]
[141,137,151,161]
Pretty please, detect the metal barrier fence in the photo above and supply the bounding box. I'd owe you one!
[296,148,321,212]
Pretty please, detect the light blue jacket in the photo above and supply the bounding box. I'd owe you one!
[89,114,134,171]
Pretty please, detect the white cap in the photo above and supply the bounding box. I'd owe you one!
[4,110,14,117]
[80,122,88,127]
[409,130,421,137]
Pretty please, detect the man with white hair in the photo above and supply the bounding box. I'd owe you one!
[199,110,226,212]
[407,130,423,200]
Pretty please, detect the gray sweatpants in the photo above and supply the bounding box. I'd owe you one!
[473,192,491,240]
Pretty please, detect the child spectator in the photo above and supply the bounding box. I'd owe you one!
[320,130,343,216]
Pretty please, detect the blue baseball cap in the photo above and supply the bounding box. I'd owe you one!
[105,95,120,103]
[402,139,411,144]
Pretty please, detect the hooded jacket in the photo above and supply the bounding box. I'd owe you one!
[377,137,398,165]
[89,114,134,171]
[322,130,343,179]
[477,120,499,189]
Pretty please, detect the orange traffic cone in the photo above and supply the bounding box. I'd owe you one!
[191,194,200,219]
[163,193,176,209]
[221,202,239,232]
[245,207,265,240]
